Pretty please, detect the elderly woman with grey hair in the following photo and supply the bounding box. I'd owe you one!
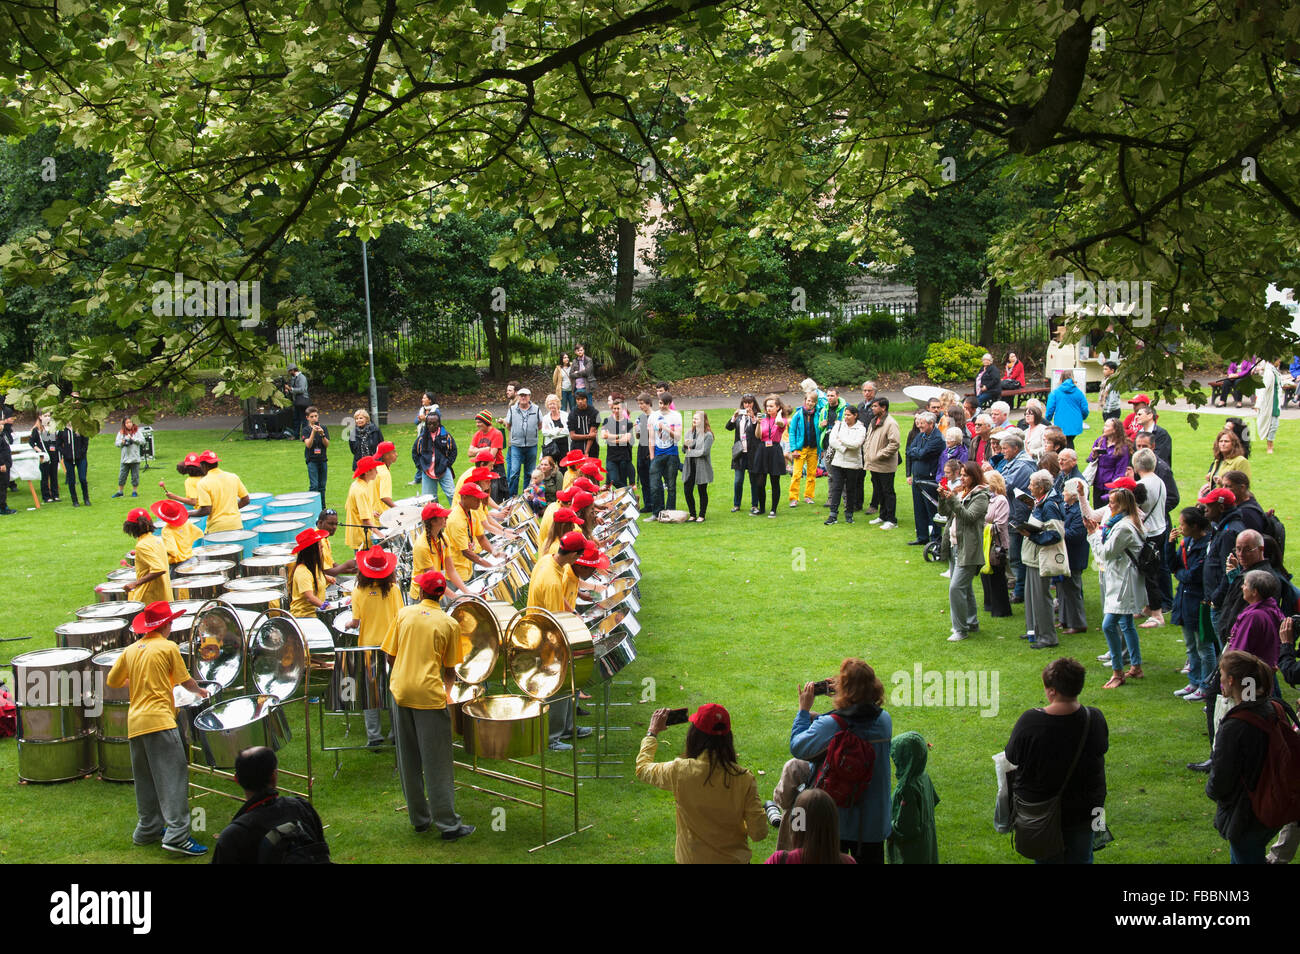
[1018,470,1065,648]
[1058,477,1091,633]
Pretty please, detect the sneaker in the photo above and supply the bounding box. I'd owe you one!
[750,508,761,516]
[947,631,969,642]
[939,569,951,578]
[763,799,783,828]
[131,491,138,497]
[110,491,123,498]
[1184,689,1206,702]
[575,726,594,738]
[441,824,476,842]
[548,740,573,751]
[1173,685,1196,697]
[789,500,798,508]
[824,516,838,526]
[731,506,740,513]
[845,515,854,524]
[879,521,896,530]
[803,497,815,504]
[1179,665,1190,674]
[162,839,208,857]
[869,516,883,525]
[768,511,776,518]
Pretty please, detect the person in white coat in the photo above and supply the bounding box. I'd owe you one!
[1254,358,1282,454]
[1086,483,1146,689]
[824,404,867,525]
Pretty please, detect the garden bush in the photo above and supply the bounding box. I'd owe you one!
[507,334,547,367]
[805,352,868,388]
[404,361,480,395]
[1178,336,1223,371]
[831,309,899,349]
[843,339,929,374]
[786,314,830,348]
[647,344,726,381]
[787,339,823,374]
[923,338,985,383]
[304,348,402,395]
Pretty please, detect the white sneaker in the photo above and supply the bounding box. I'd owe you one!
[947,631,969,642]
[804,497,815,505]
[869,517,883,525]
[1097,651,1112,664]
[789,501,798,508]
[879,521,896,530]
[1173,685,1196,697]
[940,569,951,578]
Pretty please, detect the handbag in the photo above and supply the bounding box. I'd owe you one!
[1037,518,1070,577]
[1012,707,1092,861]
[981,523,995,575]
[1082,458,1098,486]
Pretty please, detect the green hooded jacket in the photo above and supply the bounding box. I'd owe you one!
[887,730,940,864]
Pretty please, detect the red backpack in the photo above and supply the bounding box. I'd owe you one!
[1225,700,1300,829]
[811,714,876,808]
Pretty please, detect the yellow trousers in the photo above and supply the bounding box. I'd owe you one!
[789,446,819,502]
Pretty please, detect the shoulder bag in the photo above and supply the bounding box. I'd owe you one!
[1012,707,1091,860]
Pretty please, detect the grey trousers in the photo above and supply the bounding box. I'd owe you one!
[1025,569,1058,645]
[548,694,575,745]
[1057,572,1087,630]
[1268,823,1299,864]
[949,563,981,635]
[128,727,191,848]
[363,708,384,743]
[391,702,461,833]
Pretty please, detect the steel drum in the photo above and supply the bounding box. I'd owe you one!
[16,735,97,783]
[593,631,637,679]
[394,494,433,509]
[270,492,321,506]
[189,543,245,565]
[579,577,641,614]
[225,574,288,598]
[330,610,357,648]
[448,681,485,736]
[252,543,295,558]
[11,646,96,741]
[239,506,264,530]
[106,566,136,582]
[449,597,511,686]
[190,602,248,689]
[604,540,638,565]
[203,529,260,559]
[268,510,314,525]
[246,492,274,505]
[380,505,424,534]
[460,695,545,759]
[92,648,131,705]
[92,647,135,781]
[55,619,128,656]
[75,600,145,623]
[239,553,296,584]
[193,694,292,769]
[175,559,236,578]
[94,580,133,602]
[467,566,516,604]
[286,616,335,657]
[504,608,593,698]
[97,738,133,782]
[174,573,229,602]
[258,521,305,548]
[247,615,307,701]
[218,589,282,614]
[174,680,223,753]
[326,646,389,711]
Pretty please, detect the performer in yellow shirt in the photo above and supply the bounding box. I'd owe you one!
[558,449,585,491]
[526,530,589,751]
[347,545,403,746]
[158,452,204,506]
[445,483,501,581]
[288,527,331,618]
[372,440,399,514]
[105,600,212,856]
[381,569,473,840]
[122,508,173,605]
[151,499,203,568]
[192,450,250,533]
[539,505,584,556]
[345,455,382,551]
[313,508,357,578]
[409,502,471,602]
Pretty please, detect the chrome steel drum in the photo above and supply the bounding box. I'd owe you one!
[94,580,133,602]
[467,567,515,604]
[16,735,96,782]
[448,681,485,736]
[258,521,304,548]
[449,597,510,686]
[330,610,357,648]
[246,492,274,505]
[594,631,637,679]
[267,510,314,525]
[292,616,335,657]
[190,602,247,689]
[239,554,295,584]
[106,566,136,582]
[175,680,222,752]
[193,693,291,769]
[92,648,131,705]
[239,506,264,531]
[502,556,531,595]
[380,505,424,534]
[203,529,259,559]
[11,647,95,743]
[460,695,544,759]
[97,738,133,781]
[225,575,288,598]
[252,543,295,558]
[270,492,320,506]
[504,609,593,699]
[175,559,236,578]
[394,494,433,509]
[188,543,245,564]
[55,619,128,656]
[326,646,389,711]
[580,577,641,614]
[247,616,306,701]
[219,589,282,614]
[174,573,229,602]
[604,540,638,565]
[75,600,145,622]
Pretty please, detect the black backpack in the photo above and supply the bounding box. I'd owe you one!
[230,797,330,864]
[1130,538,1161,575]
[1265,510,1287,561]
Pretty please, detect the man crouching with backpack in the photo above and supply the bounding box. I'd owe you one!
[765,658,893,863]
[212,747,329,864]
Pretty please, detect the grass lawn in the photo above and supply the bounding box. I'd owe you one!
[0,407,1293,864]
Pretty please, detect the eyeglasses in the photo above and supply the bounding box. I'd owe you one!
[1233,545,1260,553]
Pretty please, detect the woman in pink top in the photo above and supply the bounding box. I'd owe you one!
[748,395,787,518]
[765,788,856,864]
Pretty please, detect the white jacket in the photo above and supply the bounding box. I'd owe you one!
[827,420,866,470]
[1087,516,1144,615]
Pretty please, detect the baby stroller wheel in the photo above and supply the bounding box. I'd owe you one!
[923,541,943,562]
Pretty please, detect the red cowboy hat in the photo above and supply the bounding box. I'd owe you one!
[558,530,588,553]
[558,450,586,468]
[353,456,380,478]
[198,450,220,464]
[422,501,451,521]
[292,527,330,554]
[150,499,189,528]
[376,441,396,456]
[414,569,447,596]
[460,483,489,500]
[689,703,731,736]
[581,457,606,471]
[132,601,186,634]
[579,461,605,478]
[357,545,398,579]
[551,507,583,525]
[467,467,495,483]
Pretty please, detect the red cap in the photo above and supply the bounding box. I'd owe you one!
[291,527,329,554]
[1104,476,1138,491]
[357,545,398,579]
[460,483,489,500]
[575,542,610,570]
[689,703,732,736]
[353,455,380,478]
[570,490,595,511]
[131,601,185,634]
[473,448,496,463]
[467,467,495,483]
[181,453,201,467]
[422,501,451,521]
[579,460,606,478]
[414,570,447,597]
[376,441,396,456]
[551,507,583,525]
[198,450,220,464]
[556,487,577,503]
[150,499,189,528]
[1127,394,1151,405]
[572,477,599,495]
[127,507,151,523]
[1198,488,1236,506]
[558,530,588,553]
[559,450,585,468]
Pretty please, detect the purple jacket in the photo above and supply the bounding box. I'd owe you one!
[1226,597,1282,670]
[1228,358,1257,378]
[936,443,969,481]
[1089,437,1130,504]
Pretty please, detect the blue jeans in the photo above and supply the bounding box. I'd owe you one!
[648,454,680,514]
[1230,826,1276,864]
[64,456,89,503]
[561,390,575,415]
[1102,613,1142,668]
[1009,533,1026,599]
[1181,620,1217,688]
[1034,823,1094,864]
[507,445,537,498]
[307,460,327,512]
[422,468,456,505]
[607,457,633,488]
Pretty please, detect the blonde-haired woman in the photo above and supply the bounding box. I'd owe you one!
[348,408,384,469]
[981,470,1012,617]
[1201,429,1250,497]
[682,411,714,522]
[1087,486,1146,688]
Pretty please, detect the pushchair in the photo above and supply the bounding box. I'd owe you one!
[916,480,947,562]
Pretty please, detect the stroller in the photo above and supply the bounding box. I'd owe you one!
[916,480,947,563]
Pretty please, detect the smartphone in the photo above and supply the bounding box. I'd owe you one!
[665,708,689,726]
[812,679,832,696]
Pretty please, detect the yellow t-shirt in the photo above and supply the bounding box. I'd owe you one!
[373,464,393,513]
[380,601,464,709]
[319,535,334,569]
[352,582,404,648]
[409,531,447,601]
[537,501,560,549]
[527,554,576,613]
[562,468,578,491]
[105,634,191,739]
[184,475,201,501]
[345,478,374,550]
[290,563,328,618]
[445,505,480,581]
[196,467,249,533]
[133,534,174,605]
[162,521,204,565]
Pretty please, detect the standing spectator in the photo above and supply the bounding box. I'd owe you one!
[1121,393,1151,438]
[824,403,866,525]
[1206,651,1284,863]
[864,398,900,529]
[857,380,878,419]
[505,387,541,497]
[975,353,1001,408]
[1224,415,1254,459]
[570,344,595,398]
[553,352,574,415]
[982,470,1013,617]
[749,395,787,518]
[1004,658,1108,864]
[601,396,635,490]
[1058,477,1090,633]
[112,416,145,498]
[961,396,980,436]
[1021,400,1048,460]
[1131,404,1172,466]
[1255,357,1283,454]
[970,414,996,469]
[469,410,505,501]
[1098,360,1121,420]
[540,393,570,464]
[1020,471,1064,649]
[1219,471,1268,536]
[765,788,857,864]
[415,411,457,505]
[567,390,599,459]
[285,364,310,439]
[998,433,1038,602]
[1044,370,1089,448]
[30,413,59,503]
[1133,449,1169,628]
[1202,429,1250,496]
[1055,448,1084,495]
[1002,352,1027,391]
[348,408,384,469]
[1134,430,1180,537]
[412,392,440,484]
[646,392,683,518]
[937,461,990,641]
[725,395,759,513]
[904,412,943,545]
[681,411,714,522]
[888,731,940,864]
[935,426,969,479]
[634,393,653,512]
[817,387,846,462]
[1087,484,1146,688]
[302,406,329,512]
[1087,418,1131,509]
[56,420,91,507]
[787,391,824,507]
[1168,507,1215,702]
[636,704,768,864]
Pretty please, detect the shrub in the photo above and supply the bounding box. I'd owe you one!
[788,339,822,373]
[831,310,900,349]
[304,349,402,395]
[0,369,19,397]
[404,362,480,395]
[844,339,929,374]
[647,344,726,382]
[580,300,658,376]
[1179,336,1222,371]
[805,352,868,389]
[507,334,547,367]
[786,314,830,348]
[923,338,985,383]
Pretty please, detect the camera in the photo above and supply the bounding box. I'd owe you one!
[812,679,833,696]
[664,708,689,726]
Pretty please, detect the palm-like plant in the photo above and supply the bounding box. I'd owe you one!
[579,300,659,380]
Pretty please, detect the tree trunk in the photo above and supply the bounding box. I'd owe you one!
[980,281,1002,349]
[615,217,636,309]
[917,279,943,340]
[481,311,509,379]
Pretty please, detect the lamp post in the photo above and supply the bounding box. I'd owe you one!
[361,238,378,423]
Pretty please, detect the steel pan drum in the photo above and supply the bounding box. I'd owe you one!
[247,616,306,701]
[504,609,593,698]
[269,510,314,525]
[106,566,136,582]
[292,616,335,656]
[448,681,485,736]
[225,573,288,594]
[394,494,433,509]
[246,492,274,505]
[239,554,296,584]
[258,521,305,548]
[97,738,133,781]
[189,543,245,564]
[270,492,320,505]
[238,506,263,531]
[219,589,282,614]
[92,648,131,705]
[94,580,133,602]
[330,610,356,647]
[593,631,637,679]
[190,602,247,689]
[460,694,544,759]
[193,693,291,768]
[252,543,295,558]
[203,529,259,559]
[449,597,510,685]
[174,573,229,602]
[326,646,389,711]
[55,619,128,656]
[11,647,95,744]
[74,600,144,624]
[16,735,96,782]
[467,567,516,604]
[176,559,236,578]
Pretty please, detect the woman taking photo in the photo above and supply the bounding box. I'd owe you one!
[1202,429,1251,496]
[1086,483,1146,688]
[288,527,331,619]
[1087,418,1131,509]
[112,417,145,498]
[937,462,990,642]
[553,353,574,415]
[681,411,714,522]
[636,703,768,863]
[765,788,856,864]
[825,404,866,525]
[981,470,1013,618]
[748,395,787,518]
[348,408,384,469]
[725,395,759,513]
[541,393,570,463]
[1021,399,1048,461]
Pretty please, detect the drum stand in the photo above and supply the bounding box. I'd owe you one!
[577,677,632,779]
[316,705,396,778]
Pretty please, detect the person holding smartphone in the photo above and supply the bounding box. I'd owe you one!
[725,395,759,513]
[303,405,329,512]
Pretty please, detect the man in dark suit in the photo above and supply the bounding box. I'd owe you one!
[1132,404,1172,466]
[904,412,944,544]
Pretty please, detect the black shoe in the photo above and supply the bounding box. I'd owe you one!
[750,507,760,516]
[1187,759,1212,773]
[442,824,476,841]
[1010,596,1025,604]
[72,500,80,508]
[845,515,854,524]
[414,823,431,833]
[576,706,591,716]
[1030,641,1057,649]
[824,515,838,525]
[367,738,384,749]
[763,799,782,829]
[907,539,926,546]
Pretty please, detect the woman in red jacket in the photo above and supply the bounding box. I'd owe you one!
[1001,353,1026,390]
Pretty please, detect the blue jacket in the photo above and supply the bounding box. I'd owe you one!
[935,443,969,481]
[1045,379,1090,436]
[790,705,892,844]
[905,429,944,480]
[1027,492,1063,547]
[1063,499,1090,573]
[1000,452,1037,521]
[1205,509,1246,606]
[787,402,825,453]
[1167,533,1208,627]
